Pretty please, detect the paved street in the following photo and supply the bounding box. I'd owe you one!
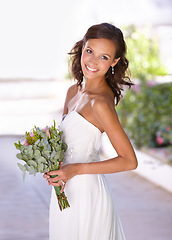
[0,135,172,240]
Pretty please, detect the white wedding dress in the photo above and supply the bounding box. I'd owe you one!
[49,110,126,240]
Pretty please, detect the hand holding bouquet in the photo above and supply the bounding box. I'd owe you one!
[14,121,70,211]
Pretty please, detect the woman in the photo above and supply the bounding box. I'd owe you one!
[44,22,138,240]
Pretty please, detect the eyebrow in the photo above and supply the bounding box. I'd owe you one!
[86,46,111,58]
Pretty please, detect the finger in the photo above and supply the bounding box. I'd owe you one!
[48,176,60,183]
[51,181,62,187]
[60,183,65,193]
[47,180,51,186]
[43,174,50,180]
[43,173,47,178]
[47,170,60,176]
[43,172,50,179]
[47,178,60,186]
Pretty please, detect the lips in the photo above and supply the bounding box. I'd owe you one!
[85,65,98,72]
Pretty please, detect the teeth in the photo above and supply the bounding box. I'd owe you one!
[87,65,97,72]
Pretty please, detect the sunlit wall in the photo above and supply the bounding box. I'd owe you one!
[0,0,172,79]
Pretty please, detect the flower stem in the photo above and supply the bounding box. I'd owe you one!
[50,175,70,211]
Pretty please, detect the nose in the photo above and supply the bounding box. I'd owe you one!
[89,55,98,66]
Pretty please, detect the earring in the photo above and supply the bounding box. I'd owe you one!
[112,66,114,74]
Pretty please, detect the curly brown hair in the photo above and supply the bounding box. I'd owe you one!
[68,23,133,105]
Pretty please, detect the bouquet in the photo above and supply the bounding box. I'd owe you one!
[14,120,70,211]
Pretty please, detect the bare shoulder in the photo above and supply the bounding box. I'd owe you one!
[63,83,78,115]
[91,93,118,120]
[66,83,78,99]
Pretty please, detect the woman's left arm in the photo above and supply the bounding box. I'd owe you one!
[76,98,138,175]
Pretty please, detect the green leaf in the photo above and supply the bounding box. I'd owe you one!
[43,137,48,145]
[27,160,37,168]
[55,144,62,151]
[28,145,33,151]
[16,153,23,160]
[35,139,40,145]
[27,149,33,158]
[53,151,61,160]
[59,151,64,161]
[27,166,37,175]
[42,150,51,157]
[14,141,22,150]
[43,165,49,172]
[36,156,47,164]
[46,143,51,151]
[49,139,56,144]
[50,150,56,160]
[62,142,68,151]
[22,154,28,162]
[33,149,41,158]
[37,163,44,173]
[53,160,59,169]
[17,163,26,172]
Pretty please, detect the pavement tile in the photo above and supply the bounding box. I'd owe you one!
[0,136,172,240]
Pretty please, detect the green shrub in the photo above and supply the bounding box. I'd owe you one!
[117,82,172,148]
[117,25,171,150]
[124,25,167,82]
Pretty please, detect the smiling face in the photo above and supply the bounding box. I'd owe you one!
[81,38,119,81]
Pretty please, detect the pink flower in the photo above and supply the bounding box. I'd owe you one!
[151,148,156,153]
[24,140,29,145]
[156,136,163,145]
[44,127,51,138]
[146,80,156,87]
[24,133,35,145]
[166,126,171,132]
[133,84,140,93]
[162,149,167,157]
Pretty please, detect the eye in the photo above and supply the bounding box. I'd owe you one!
[86,49,92,54]
[101,55,109,60]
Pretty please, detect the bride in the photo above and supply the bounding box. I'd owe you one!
[44,22,138,240]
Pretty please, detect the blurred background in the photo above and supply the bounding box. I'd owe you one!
[0,0,172,240]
